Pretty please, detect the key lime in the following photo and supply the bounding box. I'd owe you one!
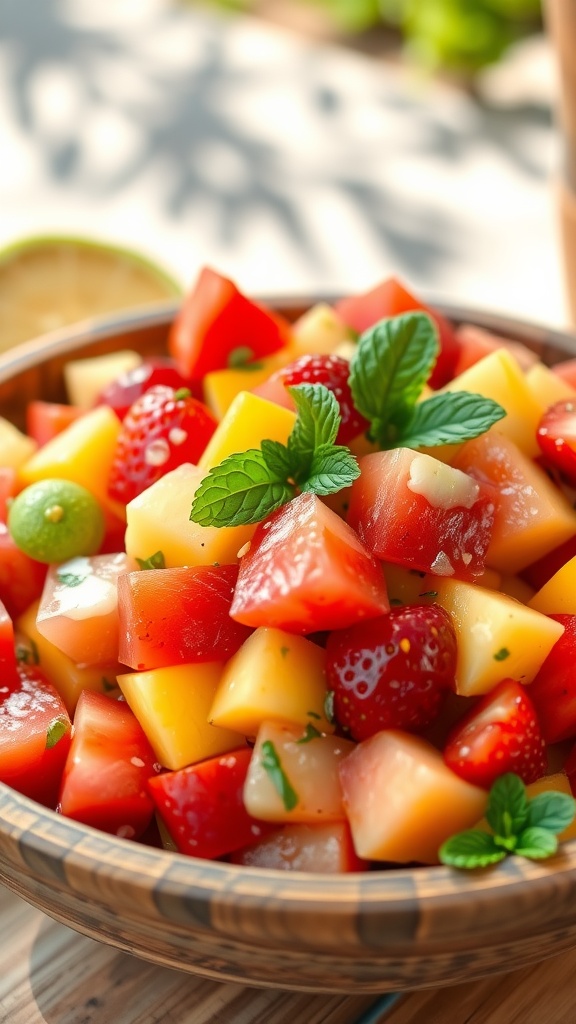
[0,235,182,352]
[8,479,105,564]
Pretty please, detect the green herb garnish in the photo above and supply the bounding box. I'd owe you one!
[136,551,166,570]
[227,346,264,370]
[260,739,299,811]
[296,723,322,744]
[46,717,69,749]
[439,773,576,869]
[494,647,510,661]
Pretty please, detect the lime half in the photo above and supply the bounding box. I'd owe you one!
[8,479,105,564]
[0,235,182,352]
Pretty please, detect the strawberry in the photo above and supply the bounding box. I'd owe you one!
[325,605,457,741]
[96,358,200,421]
[536,399,576,486]
[262,354,369,444]
[107,385,218,504]
[443,678,547,789]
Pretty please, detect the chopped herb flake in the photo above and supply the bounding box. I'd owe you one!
[261,740,299,811]
[494,648,510,661]
[280,646,290,658]
[46,718,68,749]
[296,723,322,744]
[136,551,166,570]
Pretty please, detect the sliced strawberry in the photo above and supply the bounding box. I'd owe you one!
[96,358,200,420]
[254,353,369,444]
[107,385,218,504]
[443,678,547,789]
[536,399,576,485]
[325,605,457,742]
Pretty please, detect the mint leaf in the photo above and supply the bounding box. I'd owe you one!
[349,312,439,446]
[136,550,166,570]
[486,773,529,838]
[287,383,340,476]
[260,439,297,479]
[439,829,507,869]
[526,791,576,834]
[300,443,360,496]
[190,450,295,527]
[395,391,506,450]
[46,717,69,749]
[260,739,299,811]
[514,826,558,860]
[296,723,322,744]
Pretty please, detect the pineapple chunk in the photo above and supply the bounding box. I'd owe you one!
[198,392,296,472]
[202,348,293,420]
[209,627,333,736]
[524,361,576,411]
[528,555,576,615]
[64,350,141,408]
[124,462,255,568]
[290,303,355,357]
[0,416,37,468]
[117,662,245,771]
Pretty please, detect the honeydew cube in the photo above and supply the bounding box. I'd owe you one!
[124,462,255,568]
[117,662,245,771]
[0,416,37,468]
[198,392,296,471]
[339,730,487,864]
[17,601,121,714]
[439,349,543,458]
[203,348,294,420]
[209,627,333,737]
[528,555,576,615]
[17,405,124,520]
[290,303,355,357]
[524,361,576,411]
[243,721,354,823]
[64,350,141,408]
[433,577,564,696]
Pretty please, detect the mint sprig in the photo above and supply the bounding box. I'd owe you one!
[439,773,576,869]
[349,311,505,449]
[190,384,359,527]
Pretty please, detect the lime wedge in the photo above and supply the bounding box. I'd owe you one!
[0,235,182,352]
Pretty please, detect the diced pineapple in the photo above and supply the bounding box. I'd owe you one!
[124,462,255,568]
[290,303,355,357]
[117,662,245,771]
[0,416,37,468]
[524,361,576,411]
[339,730,488,864]
[528,555,576,614]
[198,392,296,471]
[202,348,294,420]
[64,350,142,408]
[243,721,354,823]
[209,627,333,737]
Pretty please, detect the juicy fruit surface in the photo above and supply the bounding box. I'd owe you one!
[8,479,105,564]
[326,605,457,741]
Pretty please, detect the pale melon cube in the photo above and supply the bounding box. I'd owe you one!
[339,730,487,864]
[198,391,296,471]
[64,350,142,408]
[118,662,245,770]
[244,721,354,823]
[124,462,255,568]
[209,627,333,736]
[0,416,37,468]
[290,303,355,357]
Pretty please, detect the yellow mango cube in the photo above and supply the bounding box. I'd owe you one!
[340,731,487,864]
[440,349,543,458]
[202,349,294,420]
[198,392,296,471]
[117,662,245,770]
[17,601,121,714]
[64,350,142,408]
[524,361,576,412]
[433,578,564,696]
[0,416,37,468]
[528,556,576,615]
[209,627,333,737]
[124,462,255,568]
[290,303,355,357]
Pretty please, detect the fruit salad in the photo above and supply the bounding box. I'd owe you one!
[2,266,576,873]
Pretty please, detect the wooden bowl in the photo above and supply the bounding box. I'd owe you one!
[2,300,576,995]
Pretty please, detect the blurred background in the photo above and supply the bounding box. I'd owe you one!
[0,0,566,326]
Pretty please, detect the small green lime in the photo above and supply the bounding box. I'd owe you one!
[8,479,105,564]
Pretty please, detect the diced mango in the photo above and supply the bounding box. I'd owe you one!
[339,730,488,864]
[440,349,543,458]
[202,348,294,420]
[524,361,576,412]
[0,416,37,468]
[64,350,142,408]
[243,721,354,823]
[17,601,121,714]
[290,303,355,357]
[528,555,576,615]
[124,462,255,568]
[209,627,333,737]
[433,577,565,696]
[117,662,245,771]
[198,392,296,471]
[17,405,124,521]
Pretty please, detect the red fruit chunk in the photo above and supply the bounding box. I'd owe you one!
[536,399,576,485]
[347,448,496,582]
[96,357,200,420]
[325,605,457,742]
[59,690,160,838]
[443,678,547,789]
[168,266,292,380]
[230,492,390,634]
[107,384,218,504]
[254,354,369,444]
[0,598,18,688]
[118,564,253,670]
[553,358,576,388]
[452,324,538,377]
[334,276,459,388]
[527,614,576,743]
[26,400,85,446]
[0,659,72,808]
[0,523,47,619]
[148,747,270,860]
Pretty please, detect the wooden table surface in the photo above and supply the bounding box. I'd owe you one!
[2,884,576,1024]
